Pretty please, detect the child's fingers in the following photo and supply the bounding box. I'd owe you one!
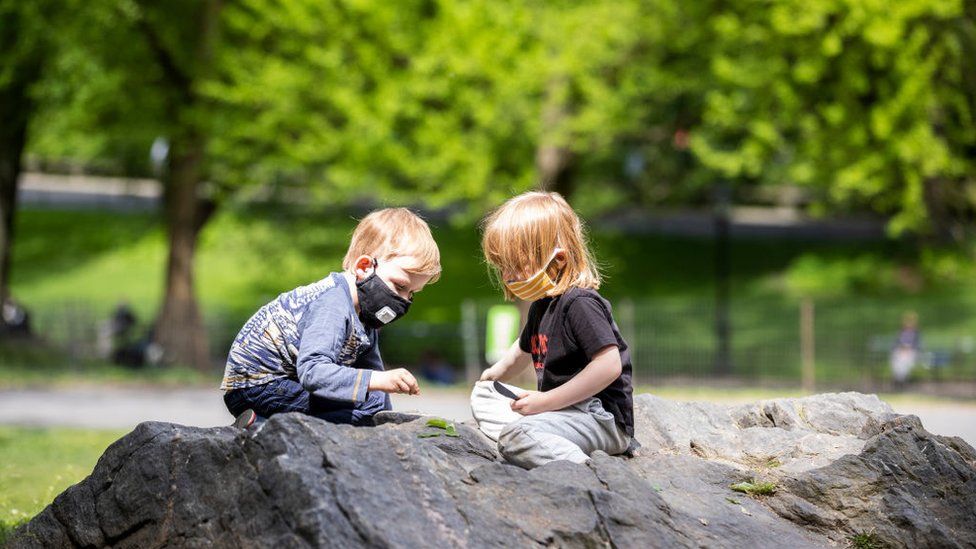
[406,376,420,394]
[392,368,420,395]
[510,399,527,414]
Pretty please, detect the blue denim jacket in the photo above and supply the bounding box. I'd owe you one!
[220,273,389,415]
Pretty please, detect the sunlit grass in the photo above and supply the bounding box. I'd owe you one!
[847,531,882,549]
[12,210,164,321]
[0,427,126,541]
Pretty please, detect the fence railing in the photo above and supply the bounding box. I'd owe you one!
[18,296,976,397]
[385,296,976,395]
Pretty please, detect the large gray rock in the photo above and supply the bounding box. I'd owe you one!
[10,392,976,548]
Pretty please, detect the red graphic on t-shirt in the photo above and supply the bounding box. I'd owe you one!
[530,334,548,370]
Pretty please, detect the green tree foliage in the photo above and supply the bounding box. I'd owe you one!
[210,0,692,213]
[23,0,976,228]
[692,0,976,237]
[569,0,722,210]
[27,2,169,175]
[210,0,540,212]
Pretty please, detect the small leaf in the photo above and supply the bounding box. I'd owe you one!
[730,480,777,495]
[426,419,450,430]
[730,482,751,493]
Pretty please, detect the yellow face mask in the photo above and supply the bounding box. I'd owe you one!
[504,251,559,301]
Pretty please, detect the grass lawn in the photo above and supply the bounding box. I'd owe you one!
[8,204,976,381]
[0,426,127,543]
[13,205,942,328]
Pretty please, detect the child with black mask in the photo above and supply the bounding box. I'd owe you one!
[221,208,441,428]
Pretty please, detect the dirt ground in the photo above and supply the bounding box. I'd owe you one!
[1,386,974,449]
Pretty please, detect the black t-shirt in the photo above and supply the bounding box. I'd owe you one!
[518,287,635,437]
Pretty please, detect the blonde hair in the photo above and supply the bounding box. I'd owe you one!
[481,191,601,300]
[342,208,441,283]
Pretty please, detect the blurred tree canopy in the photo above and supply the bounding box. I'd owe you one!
[7,0,976,363]
[208,0,675,213]
[692,0,976,238]
[24,0,976,230]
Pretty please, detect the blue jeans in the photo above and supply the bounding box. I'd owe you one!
[224,378,378,425]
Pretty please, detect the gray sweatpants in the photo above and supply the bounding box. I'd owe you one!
[470,381,631,469]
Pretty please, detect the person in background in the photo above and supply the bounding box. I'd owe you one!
[471,191,639,469]
[890,311,921,388]
[1,297,32,338]
[221,208,441,428]
[420,349,456,385]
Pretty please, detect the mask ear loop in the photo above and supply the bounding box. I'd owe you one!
[545,248,565,283]
[503,249,560,286]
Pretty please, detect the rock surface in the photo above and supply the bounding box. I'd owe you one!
[11,392,976,548]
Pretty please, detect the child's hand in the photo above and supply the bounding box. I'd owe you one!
[370,368,421,395]
[479,365,503,381]
[510,391,551,415]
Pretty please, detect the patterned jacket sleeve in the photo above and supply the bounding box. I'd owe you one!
[296,291,373,403]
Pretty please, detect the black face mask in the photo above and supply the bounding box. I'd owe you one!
[356,261,412,329]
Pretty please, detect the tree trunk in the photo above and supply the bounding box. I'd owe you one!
[147,0,222,370]
[0,83,29,307]
[536,144,575,200]
[0,20,43,329]
[535,76,576,199]
[922,177,951,240]
[153,135,212,370]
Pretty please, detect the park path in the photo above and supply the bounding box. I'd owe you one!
[1,386,974,449]
[0,386,474,430]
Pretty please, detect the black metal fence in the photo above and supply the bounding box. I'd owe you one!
[18,296,976,398]
[384,296,976,396]
[622,296,976,392]
[22,301,236,370]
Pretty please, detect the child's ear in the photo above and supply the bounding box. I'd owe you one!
[553,249,568,269]
[354,255,375,280]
